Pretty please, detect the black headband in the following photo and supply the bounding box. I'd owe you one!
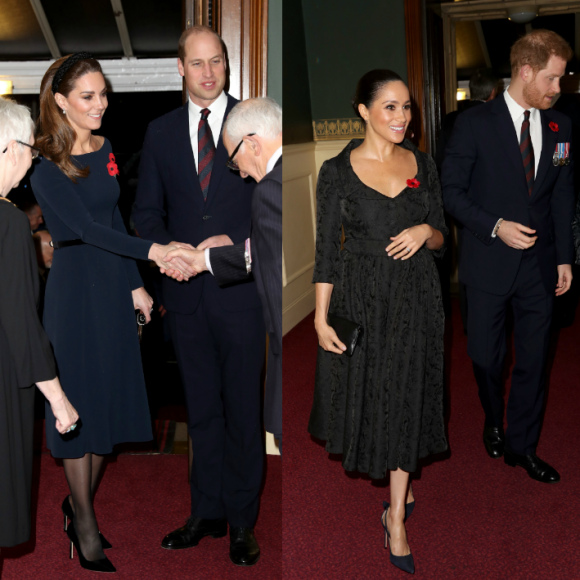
[51,52,94,94]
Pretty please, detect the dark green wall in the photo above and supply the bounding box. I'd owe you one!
[283,0,313,145]
[302,0,408,120]
[283,0,408,145]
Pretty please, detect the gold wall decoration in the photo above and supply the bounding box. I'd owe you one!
[312,118,365,141]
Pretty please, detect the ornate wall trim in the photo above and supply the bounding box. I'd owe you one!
[312,118,365,141]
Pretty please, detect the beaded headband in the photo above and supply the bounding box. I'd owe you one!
[51,52,94,94]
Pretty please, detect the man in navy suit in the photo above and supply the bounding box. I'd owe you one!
[132,26,265,566]
[164,97,283,453]
[442,30,575,484]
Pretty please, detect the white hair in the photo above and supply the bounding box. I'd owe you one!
[0,97,34,152]
[224,97,282,143]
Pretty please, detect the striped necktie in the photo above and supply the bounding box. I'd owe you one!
[520,110,535,196]
[198,108,215,200]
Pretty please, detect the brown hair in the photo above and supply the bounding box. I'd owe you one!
[178,25,225,63]
[36,55,103,182]
[510,29,573,75]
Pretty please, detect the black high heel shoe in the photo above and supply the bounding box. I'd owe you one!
[62,496,112,550]
[381,506,415,574]
[67,521,116,573]
[382,499,415,520]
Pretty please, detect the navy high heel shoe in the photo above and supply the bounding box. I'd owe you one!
[381,506,415,574]
[62,496,112,550]
[67,521,116,573]
[382,498,415,520]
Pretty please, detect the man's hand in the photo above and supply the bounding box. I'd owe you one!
[496,221,537,250]
[556,264,573,296]
[162,248,208,280]
[197,235,233,250]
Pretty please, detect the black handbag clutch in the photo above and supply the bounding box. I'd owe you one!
[327,313,363,356]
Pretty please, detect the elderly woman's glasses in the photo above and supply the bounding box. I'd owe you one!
[2,141,40,160]
[226,133,256,170]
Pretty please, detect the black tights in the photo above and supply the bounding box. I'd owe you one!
[63,453,106,561]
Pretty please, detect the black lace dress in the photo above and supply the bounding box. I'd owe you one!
[308,139,448,478]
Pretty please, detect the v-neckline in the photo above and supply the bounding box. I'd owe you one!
[347,140,419,200]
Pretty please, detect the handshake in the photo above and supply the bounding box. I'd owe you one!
[148,234,233,281]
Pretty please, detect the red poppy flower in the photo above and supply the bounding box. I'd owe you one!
[107,152,119,177]
[549,122,559,132]
[407,178,420,188]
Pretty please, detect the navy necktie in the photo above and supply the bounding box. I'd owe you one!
[198,108,215,200]
[520,110,535,196]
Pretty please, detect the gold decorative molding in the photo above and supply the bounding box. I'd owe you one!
[313,118,365,141]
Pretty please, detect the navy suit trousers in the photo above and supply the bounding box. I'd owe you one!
[168,276,265,527]
[466,250,553,455]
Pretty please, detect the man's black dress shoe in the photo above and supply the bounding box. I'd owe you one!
[483,424,505,459]
[229,527,260,566]
[504,449,561,483]
[161,517,227,549]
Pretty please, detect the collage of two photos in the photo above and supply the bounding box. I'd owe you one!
[2,0,580,579]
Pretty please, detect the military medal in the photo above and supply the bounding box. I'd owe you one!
[554,143,571,166]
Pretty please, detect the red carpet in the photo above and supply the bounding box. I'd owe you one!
[1,455,281,579]
[283,300,580,579]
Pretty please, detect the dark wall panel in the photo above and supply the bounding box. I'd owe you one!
[302,0,407,120]
[283,0,313,145]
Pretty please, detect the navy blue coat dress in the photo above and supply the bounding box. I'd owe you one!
[30,139,154,458]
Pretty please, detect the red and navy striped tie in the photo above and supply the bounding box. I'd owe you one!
[520,110,535,196]
[198,108,215,200]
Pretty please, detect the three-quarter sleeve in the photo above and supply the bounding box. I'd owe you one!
[31,159,153,261]
[312,161,342,284]
[425,155,449,259]
[112,206,144,290]
[0,208,56,387]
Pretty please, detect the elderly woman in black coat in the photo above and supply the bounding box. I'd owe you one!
[0,96,77,554]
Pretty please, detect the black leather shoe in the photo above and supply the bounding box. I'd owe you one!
[229,527,260,566]
[504,449,561,483]
[483,424,505,459]
[161,517,227,550]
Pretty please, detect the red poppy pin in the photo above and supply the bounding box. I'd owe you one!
[407,178,420,188]
[549,122,559,132]
[107,153,119,177]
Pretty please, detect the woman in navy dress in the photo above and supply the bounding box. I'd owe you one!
[31,53,191,573]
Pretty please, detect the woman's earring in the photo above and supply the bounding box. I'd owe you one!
[62,109,66,115]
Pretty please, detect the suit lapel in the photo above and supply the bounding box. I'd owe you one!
[176,103,205,213]
[205,93,238,211]
[491,95,528,197]
[531,110,555,197]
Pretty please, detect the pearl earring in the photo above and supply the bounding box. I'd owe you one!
[62,109,66,115]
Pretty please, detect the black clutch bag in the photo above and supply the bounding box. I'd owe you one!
[136,311,147,341]
[327,313,363,356]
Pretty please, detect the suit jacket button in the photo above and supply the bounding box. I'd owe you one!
[202,215,211,220]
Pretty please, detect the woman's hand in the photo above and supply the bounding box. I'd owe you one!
[386,224,432,260]
[132,287,154,323]
[315,318,347,354]
[49,395,79,435]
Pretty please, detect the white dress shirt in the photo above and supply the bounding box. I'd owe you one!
[491,89,543,238]
[266,146,282,174]
[188,90,228,171]
[504,87,542,176]
[205,147,282,275]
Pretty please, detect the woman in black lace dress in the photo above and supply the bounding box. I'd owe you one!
[308,70,448,574]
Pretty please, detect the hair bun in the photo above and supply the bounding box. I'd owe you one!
[51,52,94,94]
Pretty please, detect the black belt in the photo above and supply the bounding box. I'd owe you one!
[49,239,86,250]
